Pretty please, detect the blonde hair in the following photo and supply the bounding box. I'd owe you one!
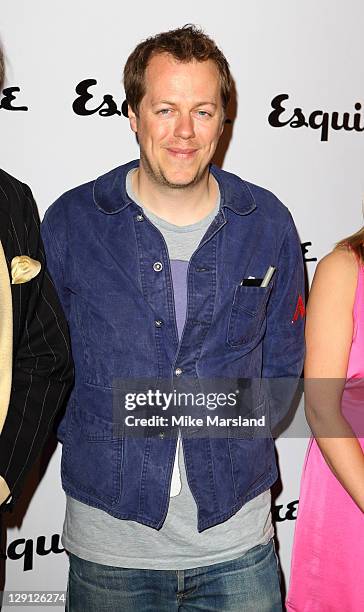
[336,227,364,263]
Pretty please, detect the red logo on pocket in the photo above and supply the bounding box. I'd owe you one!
[292,294,305,323]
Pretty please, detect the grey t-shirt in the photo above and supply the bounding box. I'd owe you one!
[62,170,273,569]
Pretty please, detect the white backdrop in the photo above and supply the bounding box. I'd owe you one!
[1,0,364,605]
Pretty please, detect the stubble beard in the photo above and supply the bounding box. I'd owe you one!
[140,148,208,191]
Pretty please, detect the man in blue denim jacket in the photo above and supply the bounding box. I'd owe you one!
[42,25,304,612]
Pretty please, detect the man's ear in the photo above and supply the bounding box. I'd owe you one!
[128,104,138,134]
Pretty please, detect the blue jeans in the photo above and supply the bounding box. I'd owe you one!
[66,539,282,611]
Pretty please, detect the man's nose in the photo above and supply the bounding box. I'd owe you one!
[174,112,195,140]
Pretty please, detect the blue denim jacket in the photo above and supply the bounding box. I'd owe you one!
[41,160,304,531]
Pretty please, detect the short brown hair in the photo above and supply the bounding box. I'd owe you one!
[0,46,4,91]
[123,24,232,114]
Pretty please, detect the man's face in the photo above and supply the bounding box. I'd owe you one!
[128,53,225,189]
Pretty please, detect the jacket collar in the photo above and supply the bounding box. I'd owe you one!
[209,164,256,216]
[92,159,139,215]
[93,159,256,216]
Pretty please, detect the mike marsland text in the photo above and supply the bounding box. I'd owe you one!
[124,415,266,427]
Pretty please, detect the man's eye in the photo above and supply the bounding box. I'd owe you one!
[158,109,171,115]
[196,110,211,117]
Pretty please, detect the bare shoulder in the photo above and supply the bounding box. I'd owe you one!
[308,247,358,322]
[313,247,358,289]
[305,247,359,376]
[318,246,358,272]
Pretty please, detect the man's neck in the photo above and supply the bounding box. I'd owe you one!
[131,165,219,227]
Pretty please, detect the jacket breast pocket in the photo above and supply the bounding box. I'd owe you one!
[227,283,273,348]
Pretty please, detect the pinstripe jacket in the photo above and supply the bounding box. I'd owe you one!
[0,169,73,508]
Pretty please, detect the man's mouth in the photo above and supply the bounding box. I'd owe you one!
[165,148,198,159]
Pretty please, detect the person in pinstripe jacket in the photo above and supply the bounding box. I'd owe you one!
[0,48,74,508]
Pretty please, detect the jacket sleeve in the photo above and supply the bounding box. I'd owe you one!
[0,185,74,507]
[262,214,305,431]
[40,202,71,318]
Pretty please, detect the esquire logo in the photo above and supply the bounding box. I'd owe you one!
[73,79,125,117]
[301,242,317,263]
[0,533,64,572]
[272,499,299,522]
[269,94,364,142]
[0,87,28,111]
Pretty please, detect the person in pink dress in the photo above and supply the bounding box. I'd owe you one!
[286,230,364,611]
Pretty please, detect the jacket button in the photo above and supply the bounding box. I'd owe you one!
[136,214,144,221]
[155,320,163,327]
[175,367,183,376]
[159,432,165,439]
[153,261,163,272]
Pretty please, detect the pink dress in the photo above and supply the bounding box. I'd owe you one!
[286,264,364,612]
